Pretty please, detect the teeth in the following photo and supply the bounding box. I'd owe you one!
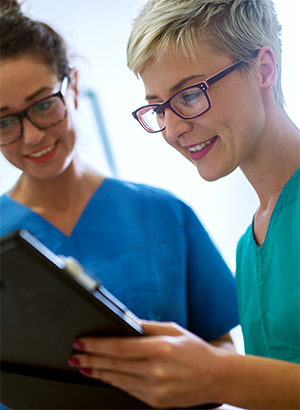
[189,136,217,152]
[29,144,55,158]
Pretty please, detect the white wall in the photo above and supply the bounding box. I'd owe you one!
[1,0,299,273]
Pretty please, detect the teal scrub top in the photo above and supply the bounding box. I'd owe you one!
[236,168,300,363]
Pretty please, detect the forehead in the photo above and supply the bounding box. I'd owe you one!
[140,44,233,99]
[0,56,59,111]
[0,55,56,83]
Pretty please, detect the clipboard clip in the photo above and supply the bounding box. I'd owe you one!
[59,256,99,291]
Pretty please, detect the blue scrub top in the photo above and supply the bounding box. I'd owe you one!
[0,178,239,340]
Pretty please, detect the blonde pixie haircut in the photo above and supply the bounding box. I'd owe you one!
[127,0,284,107]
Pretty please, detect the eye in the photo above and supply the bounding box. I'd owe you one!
[31,98,54,115]
[178,89,203,105]
[153,106,164,117]
[0,116,18,130]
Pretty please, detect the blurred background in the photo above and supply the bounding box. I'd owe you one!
[1,0,299,275]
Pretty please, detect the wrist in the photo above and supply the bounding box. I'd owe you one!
[208,345,240,404]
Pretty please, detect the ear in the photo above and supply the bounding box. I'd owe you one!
[255,46,277,90]
[69,68,79,109]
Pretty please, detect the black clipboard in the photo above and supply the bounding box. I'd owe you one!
[0,229,220,409]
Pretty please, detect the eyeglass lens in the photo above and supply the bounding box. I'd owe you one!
[138,86,209,133]
[0,96,66,146]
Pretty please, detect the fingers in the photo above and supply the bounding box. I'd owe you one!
[67,350,211,410]
[73,366,174,409]
[67,322,216,409]
[67,352,181,408]
[73,335,169,359]
[67,326,215,409]
[69,354,152,377]
[73,321,185,359]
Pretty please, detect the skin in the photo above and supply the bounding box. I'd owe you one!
[0,54,236,397]
[0,56,104,236]
[141,44,300,246]
[69,43,300,408]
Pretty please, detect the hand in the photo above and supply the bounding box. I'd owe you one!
[68,321,224,408]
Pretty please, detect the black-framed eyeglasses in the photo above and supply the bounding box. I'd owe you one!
[132,60,245,133]
[0,77,69,146]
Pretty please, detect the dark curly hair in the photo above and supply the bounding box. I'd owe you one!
[0,0,71,79]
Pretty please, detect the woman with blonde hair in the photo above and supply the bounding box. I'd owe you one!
[72,0,300,408]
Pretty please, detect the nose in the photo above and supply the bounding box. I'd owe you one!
[22,118,46,145]
[163,109,190,142]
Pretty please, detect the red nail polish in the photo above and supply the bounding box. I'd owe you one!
[80,368,92,376]
[68,357,80,367]
[73,341,85,350]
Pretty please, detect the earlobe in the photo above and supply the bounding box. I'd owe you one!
[256,46,277,90]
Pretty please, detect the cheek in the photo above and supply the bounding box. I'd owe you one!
[162,132,192,162]
[0,146,21,168]
[230,96,265,139]
[212,85,264,137]
[162,132,181,152]
[52,115,76,147]
[65,111,77,142]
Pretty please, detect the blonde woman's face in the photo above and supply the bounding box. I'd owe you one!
[140,42,266,182]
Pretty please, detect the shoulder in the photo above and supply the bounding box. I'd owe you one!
[281,167,300,204]
[103,178,202,227]
[105,178,191,209]
[0,194,23,236]
[0,193,10,205]
[106,178,177,197]
[0,193,17,214]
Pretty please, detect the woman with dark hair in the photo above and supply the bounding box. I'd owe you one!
[0,1,239,408]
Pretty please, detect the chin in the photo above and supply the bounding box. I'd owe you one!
[195,164,227,182]
[197,172,221,182]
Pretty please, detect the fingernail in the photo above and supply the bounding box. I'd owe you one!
[73,341,85,350]
[80,368,92,376]
[68,357,80,367]
[102,380,112,385]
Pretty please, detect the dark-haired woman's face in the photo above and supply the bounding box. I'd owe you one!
[0,56,78,180]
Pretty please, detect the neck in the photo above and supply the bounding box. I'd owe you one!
[10,157,103,211]
[240,106,300,210]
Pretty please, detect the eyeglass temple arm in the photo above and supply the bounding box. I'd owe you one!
[206,61,245,87]
[60,76,69,96]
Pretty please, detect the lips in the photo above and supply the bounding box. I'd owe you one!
[184,136,218,161]
[25,141,58,163]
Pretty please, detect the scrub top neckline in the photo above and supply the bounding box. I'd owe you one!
[3,177,112,238]
[251,167,300,250]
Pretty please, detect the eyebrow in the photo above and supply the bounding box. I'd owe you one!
[145,74,205,101]
[25,86,54,102]
[0,86,54,113]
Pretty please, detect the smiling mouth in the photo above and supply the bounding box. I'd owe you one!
[187,136,218,152]
[27,142,57,159]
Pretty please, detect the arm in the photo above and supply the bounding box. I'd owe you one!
[70,321,299,409]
